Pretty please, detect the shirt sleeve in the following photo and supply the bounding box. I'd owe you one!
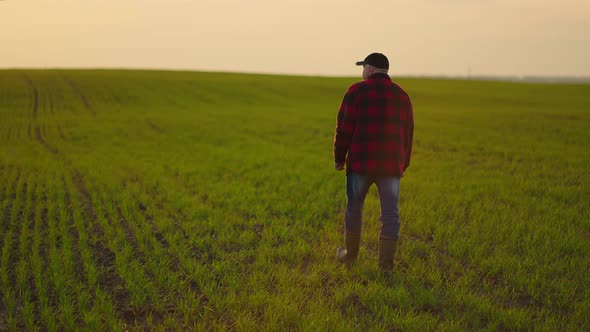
[404,98,414,170]
[334,90,357,164]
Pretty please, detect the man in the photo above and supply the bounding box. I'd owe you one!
[334,52,414,273]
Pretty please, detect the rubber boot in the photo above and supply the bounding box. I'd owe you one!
[337,231,361,264]
[378,236,397,273]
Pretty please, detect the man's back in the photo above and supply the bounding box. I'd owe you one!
[334,73,414,177]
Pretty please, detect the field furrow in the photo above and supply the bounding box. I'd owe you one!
[26,123,33,142]
[29,169,58,331]
[57,125,66,141]
[34,125,59,155]
[0,166,20,330]
[14,171,38,330]
[63,169,123,329]
[121,177,216,325]
[59,74,96,116]
[397,232,541,327]
[21,73,38,120]
[67,175,133,329]
[43,172,84,330]
[0,166,16,233]
[3,128,10,142]
[81,178,164,328]
[39,167,62,331]
[90,171,212,327]
[108,187,210,328]
[61,174,87,285]
[47,92,55,116]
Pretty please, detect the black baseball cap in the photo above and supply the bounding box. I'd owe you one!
[355,53,389,70]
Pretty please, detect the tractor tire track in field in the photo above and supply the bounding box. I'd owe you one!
[6,128,13,142]
[70,172,151,328]
[166,171,267,252]
[154,173,239,265]
[103,191,177,327]
[68,169,136,325]
[137,199,210,303]
[48,93,55,116]
[21,72,39,120]
[30,177,54,331]
[146,120,163,133]
[0,165,16,227]
[71,170,97,225]
[402,232,561,316]
[0,164,6,200]
[62,175,89,289]
[113,204,145,264]
[27,123,32,141]
[7,181,27,290]
[14,177,40,330]
[0,168,21,332]
[60,75,96,116]
[73,168,185,328]
[26,179,43,328]
[122,174,211,305]
[57,125,66,140]
[113,178,206,308]
[36,163,147,327]
[21,71,60,155]
[121,174,192,246]
[110,199,168,327]
[0,167,21,261]
[35,126,59,155]
[15,106,151,328]
[35,181,57,317]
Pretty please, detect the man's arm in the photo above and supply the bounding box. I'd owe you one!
[404,98,414,171]
[334,91,357,170]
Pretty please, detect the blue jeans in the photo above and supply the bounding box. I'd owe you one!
[345,172,401,239]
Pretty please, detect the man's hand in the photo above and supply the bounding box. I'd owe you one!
[335,162,345,171]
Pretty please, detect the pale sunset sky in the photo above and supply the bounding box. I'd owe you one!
[1,0,589,77]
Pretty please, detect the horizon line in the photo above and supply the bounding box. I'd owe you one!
[1,66,589,84]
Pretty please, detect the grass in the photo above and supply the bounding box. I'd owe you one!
[0,69,589,331]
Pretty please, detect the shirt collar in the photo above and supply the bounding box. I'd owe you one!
[368,73,390,80]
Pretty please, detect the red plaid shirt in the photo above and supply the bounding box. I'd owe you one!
[334,73,414,176]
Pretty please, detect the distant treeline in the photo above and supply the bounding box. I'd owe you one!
[402,75,590,84]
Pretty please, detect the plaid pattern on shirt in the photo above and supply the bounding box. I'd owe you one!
[334,73,414,176]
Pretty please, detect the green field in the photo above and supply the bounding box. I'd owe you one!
[0,69,589,331]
